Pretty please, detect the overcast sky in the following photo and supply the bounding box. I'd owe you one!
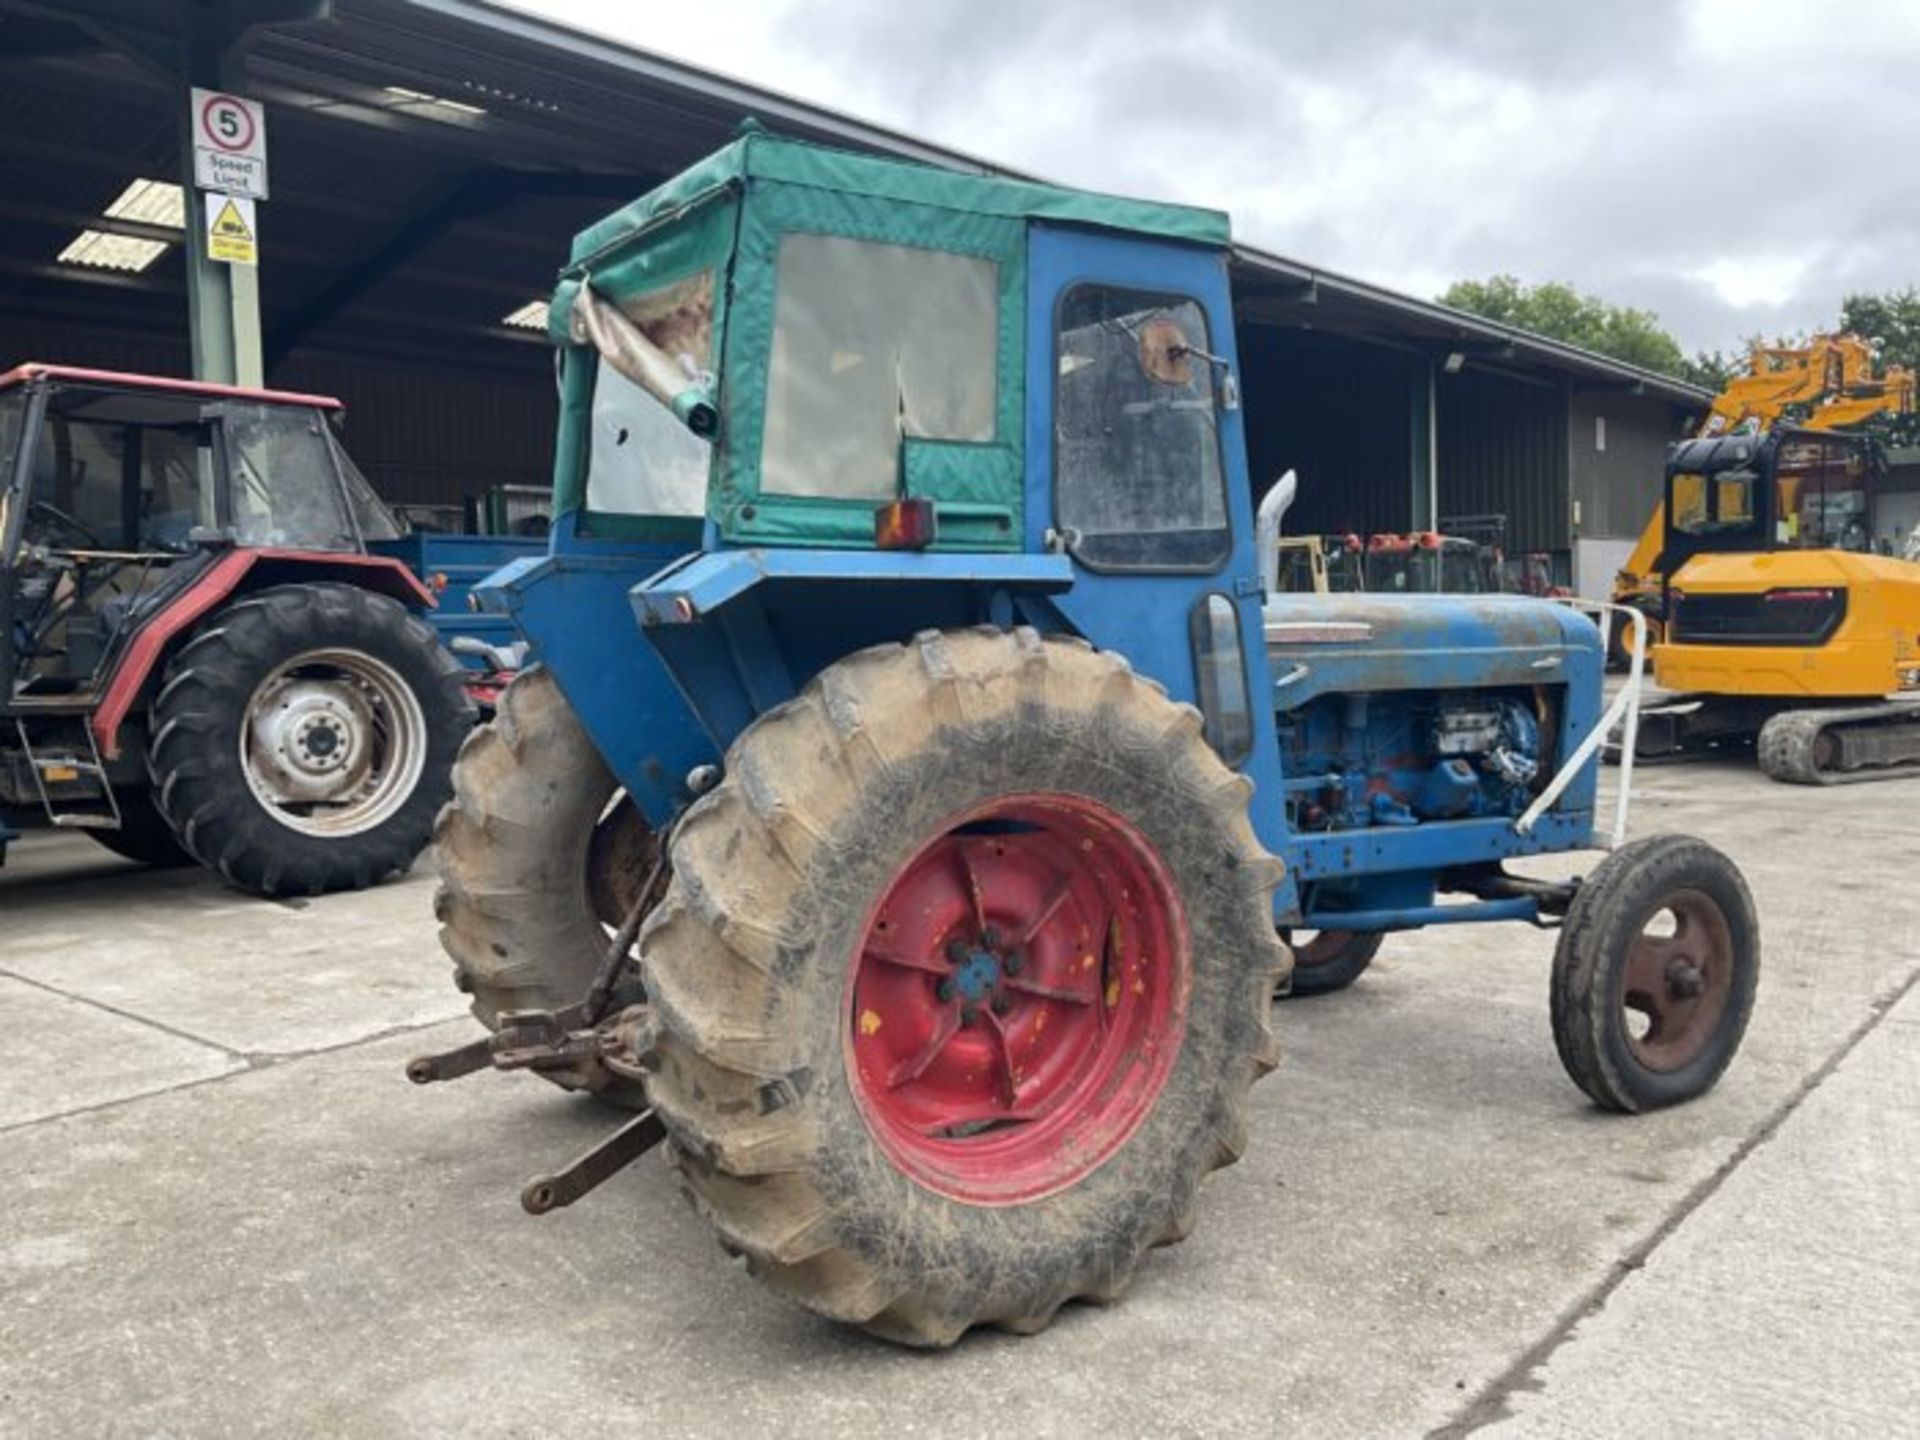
[520,0,1920,354]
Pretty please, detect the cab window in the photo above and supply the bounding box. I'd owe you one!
[762,233,998,501]
[1670,468,1757,538]
[584,271,714,518]
[225,404,357,551]
[25,409,217,552]
[1054,285,1229,570]
[1774,436,1872,551]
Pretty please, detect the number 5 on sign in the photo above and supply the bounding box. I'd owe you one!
[191,88,268,199]
[204,192,258,266]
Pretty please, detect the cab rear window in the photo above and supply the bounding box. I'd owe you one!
[761,233,998,502]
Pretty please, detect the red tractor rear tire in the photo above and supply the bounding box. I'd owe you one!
[148,582,472,897]
[84,787,194,869]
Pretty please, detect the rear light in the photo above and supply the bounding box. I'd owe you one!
[875,497,937,551]
[1763,588,1837,603]
[428,571,449,594]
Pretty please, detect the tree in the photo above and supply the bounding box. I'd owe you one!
[1440,274,1696,382]
[1677,348,1740,392]
[1840,288,1920,377]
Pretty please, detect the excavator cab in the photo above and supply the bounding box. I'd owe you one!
[1658,429,1883,580]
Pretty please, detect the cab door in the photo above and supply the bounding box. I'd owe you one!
[1025,223,1289,862]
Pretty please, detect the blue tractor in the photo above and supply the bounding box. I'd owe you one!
[412,132,1759,1346]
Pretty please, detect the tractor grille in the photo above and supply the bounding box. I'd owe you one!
[1670,588,1846,647]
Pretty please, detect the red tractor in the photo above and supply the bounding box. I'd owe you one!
[1,364,475,895]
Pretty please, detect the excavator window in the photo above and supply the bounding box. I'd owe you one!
[1774,437,1873,552]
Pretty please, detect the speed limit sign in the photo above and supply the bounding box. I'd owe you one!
[190,88,268,199]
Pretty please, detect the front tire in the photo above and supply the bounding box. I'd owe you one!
[1277,929,1382,997]
[640,628,1288,1345]
[1550,834,1758,1112]
[149,583,473,897]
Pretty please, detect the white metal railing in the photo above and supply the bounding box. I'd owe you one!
[1513,600,1646,850]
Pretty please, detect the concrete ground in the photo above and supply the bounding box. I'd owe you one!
[2,761,1914,1438]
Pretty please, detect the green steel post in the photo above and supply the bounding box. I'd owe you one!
[179,12,263,387]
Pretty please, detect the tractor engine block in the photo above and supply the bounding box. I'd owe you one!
[1279,688,1547,832]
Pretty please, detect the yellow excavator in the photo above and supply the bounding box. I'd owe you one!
[1609,333,1916,664]
[1623,337,1920,782]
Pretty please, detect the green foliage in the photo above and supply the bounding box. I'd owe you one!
[1439,274,1694,381]
[1677,349,1740,392]
[1840,288,1920,377]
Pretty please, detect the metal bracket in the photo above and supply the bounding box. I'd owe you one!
[405,1003,612,1089]
[521,1110,667,1215]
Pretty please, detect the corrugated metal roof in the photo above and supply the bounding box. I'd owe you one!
[0,0,1712,407]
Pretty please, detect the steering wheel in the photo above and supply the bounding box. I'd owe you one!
[27,498,106,550]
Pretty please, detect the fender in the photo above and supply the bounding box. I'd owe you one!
[93,548,435,759]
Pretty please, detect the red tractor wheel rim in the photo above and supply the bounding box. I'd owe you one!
[845,793,1190,1206]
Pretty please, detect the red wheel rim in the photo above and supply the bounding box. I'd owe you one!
[845,792,1190,1206]
[1621,889,1734,1073]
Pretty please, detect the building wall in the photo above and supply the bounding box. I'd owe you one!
[276,351,555,513]
[1563,388,1694,597]
[1435,366,1569,554]
[1569,387,1687,541]
[1239,326,1415,536]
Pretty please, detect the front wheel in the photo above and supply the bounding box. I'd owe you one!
[1276,929,1382,997]
[149,583,474,897]
[640,628,1288,1345]
[1550,834,1758,1112]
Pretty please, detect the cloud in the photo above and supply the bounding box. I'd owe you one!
[522,0,1920,351]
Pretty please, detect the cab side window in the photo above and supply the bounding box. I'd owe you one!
[1054,285,1229,571]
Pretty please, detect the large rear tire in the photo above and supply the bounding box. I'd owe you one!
[84,787,194,869]
[149,583,473,897]
[639,628,1289,1346]
[433,668,656,1096]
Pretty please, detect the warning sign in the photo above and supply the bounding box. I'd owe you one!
[204,193,258,266]
[191,88,268,199]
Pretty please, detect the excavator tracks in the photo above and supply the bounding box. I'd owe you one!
[1756,702,1920,785]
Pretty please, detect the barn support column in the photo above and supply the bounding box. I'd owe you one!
[1409,356,1437,530]
[179,8,262,387]
[61,2,329,385]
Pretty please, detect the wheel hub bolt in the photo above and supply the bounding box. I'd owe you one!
[936,979,956,1002]
[981,927,1001,949]
[990,995,1012,1017]
[1666,959,1706,999]
[946,939,971,964]
[960,1005,978,1027]
[1002,951,1024,976]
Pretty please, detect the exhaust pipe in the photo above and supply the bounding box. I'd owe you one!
[1255,469,1298,598]
[568,282,717,438]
